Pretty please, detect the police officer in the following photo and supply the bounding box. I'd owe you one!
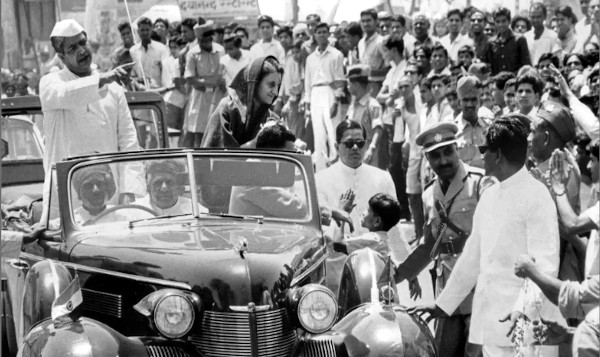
[394,121,491,357]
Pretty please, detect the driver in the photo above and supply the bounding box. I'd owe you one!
[137,159,208,215]
[72,164,128,224]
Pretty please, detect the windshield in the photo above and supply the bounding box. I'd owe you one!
[68,153,311,228]
[1,116,43,161]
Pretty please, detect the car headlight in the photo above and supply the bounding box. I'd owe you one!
[134,289,200,339]
[288,284,338,334]
[154,294,195,338]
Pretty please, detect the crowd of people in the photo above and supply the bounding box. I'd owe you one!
[1,1,600,356]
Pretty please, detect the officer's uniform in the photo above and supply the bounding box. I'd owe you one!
[395,122,491,357]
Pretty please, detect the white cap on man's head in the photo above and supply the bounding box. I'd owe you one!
[50,19,85,38]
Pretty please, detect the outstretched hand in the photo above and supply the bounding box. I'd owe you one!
[339,189,356,213]
[406,303,445,323]
[331,208,354,233]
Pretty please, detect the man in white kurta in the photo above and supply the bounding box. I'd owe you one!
[316,120,409,295]
[415,115,563,356]
[40,20,141,219]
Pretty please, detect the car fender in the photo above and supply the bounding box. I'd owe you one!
[18,317,149,357]
[19,260,72,338]
[337,248,387,317]
[297,303,437,357]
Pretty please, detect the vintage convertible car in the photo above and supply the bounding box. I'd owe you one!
[2,149,436,357]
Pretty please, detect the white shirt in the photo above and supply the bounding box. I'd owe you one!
[249,39,285,63]
[523,28,561,65]
[316,161,396,237]
[436,166,563,346]
[438,33,474,61]
[303,45,345,101]
[39,67,140,173]
[130,40,170,87]
[136,195,208,216]
[584,202,600,277]
[163,55,186,108]
[381,60,407,125]
[220,49,251,86]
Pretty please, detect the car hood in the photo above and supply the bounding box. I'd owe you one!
[67,222,325,310]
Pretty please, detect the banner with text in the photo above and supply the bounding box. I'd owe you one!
[178,0,260,19]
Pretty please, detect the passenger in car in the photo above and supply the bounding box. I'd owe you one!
[137,159,208,215]
[71,164,129,225]
[201,56,283,148]
[229,123,307,219]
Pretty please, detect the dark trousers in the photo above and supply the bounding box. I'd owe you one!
[435,314,482,357]
[389,141,411,220]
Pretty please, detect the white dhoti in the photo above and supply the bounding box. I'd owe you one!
[310,86,337,172]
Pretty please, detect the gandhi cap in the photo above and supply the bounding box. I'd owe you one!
[347,64,371,79]
[536,101,576,143]
[456,75,481,99]
[416,122,459,153]
[50,19,85,38]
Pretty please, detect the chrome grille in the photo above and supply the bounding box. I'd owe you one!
[146,345,191,357]
[297,338,337,357]
[81,288,122,318]
[190,308,296,357]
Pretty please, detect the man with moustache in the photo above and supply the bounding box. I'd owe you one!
[409,115,563,357]
[395,121,488,357]
[40,19,140,210]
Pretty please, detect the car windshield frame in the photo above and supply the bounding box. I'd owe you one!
[65,151,314,230]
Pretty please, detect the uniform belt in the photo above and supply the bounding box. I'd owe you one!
[438,238,467,256]
[313,83,332,87]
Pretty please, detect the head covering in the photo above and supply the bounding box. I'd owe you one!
[72,164,116,199]
[456,75,481,99]
[347,64,371,79]
[293,23,309,38]
[468,63,490,79]
[50,19,85,38]
[194,20,215,38]
[146,159,185,177]
[202,56,281,148]
[536,101,576,143]
[378,11,392,20]
[416,122,460,153]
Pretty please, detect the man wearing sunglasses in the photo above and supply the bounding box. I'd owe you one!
[316,120,399,295]
[394,121,489,357]
[409,115,563,357]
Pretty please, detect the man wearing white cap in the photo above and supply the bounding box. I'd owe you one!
[40,19,140,207]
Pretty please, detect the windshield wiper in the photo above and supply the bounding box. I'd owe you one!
[128,213,194,228]
[200,212,264,224]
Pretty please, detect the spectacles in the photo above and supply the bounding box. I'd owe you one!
[471,18,484,23]
[478,145,489,154]
[342,139,366,149]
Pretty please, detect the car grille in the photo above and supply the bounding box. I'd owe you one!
[81,288,122,318]
[297,338,337,357]
[146,345,191,357]
[190,308,296,357]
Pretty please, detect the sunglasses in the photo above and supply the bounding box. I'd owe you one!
[342,139,366,149]
[478,145,489,154]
